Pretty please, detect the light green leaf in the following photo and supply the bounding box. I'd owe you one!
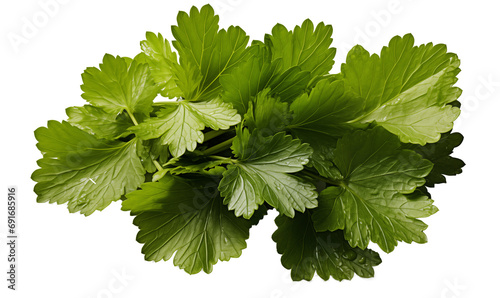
[122,175,253,274]
[141,32,182,98]
[130,103,202,157]
[172,5,249,101]
[219,129,317,218]
[170,61,203,100]
[81,54,158,115]
[130,98,241,157]
[265,19,336,76]
[66,105,133,139]
[32,121,145,216]
[273,211,382,281]
[312,127,436,253]
[339,34,461,145]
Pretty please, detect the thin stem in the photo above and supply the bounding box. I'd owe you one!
[161,156,179,168]
[152,101,180,106]
[203,130,227,142]
[125,109,139,126]
[208,155,237,163]
[124,108,163,172]
[152,160,163,172]
[200,137,234,156]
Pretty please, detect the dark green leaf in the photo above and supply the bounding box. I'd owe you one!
[404,132,465,186]
[273,211,381,281]
[122,175,252,274]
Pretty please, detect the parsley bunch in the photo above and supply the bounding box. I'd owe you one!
[32,5,464,281]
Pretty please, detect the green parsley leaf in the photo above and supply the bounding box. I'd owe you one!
[122,175,253,274]
[273,211,381,281]
[141,32,182,98]
[81,54,158,115]
[220,43,310,113]
[269,66,311,102]
[244,88,290,134]
[130,98,241,157]
[172,5,249,101]
[312,127,436,253]
[220,45,281,114]
[289,80,366,138]
[219,129,317,219]
[136,140,157,173]
[288,79,367,173]
[66,105,133,139]
[32,121,145,215]
[265,19,336,77]
[137,139,171,174]
[170,60,203,100]
[149,138,171,164]
[339,34,461,145]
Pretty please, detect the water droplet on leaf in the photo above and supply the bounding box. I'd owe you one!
[342,250,357,261]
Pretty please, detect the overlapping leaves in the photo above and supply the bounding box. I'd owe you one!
[219,128,317,219]
[311,127,437,253]
[122,175,254,274]
[32,121,145,215]
[337,34,462,145]
[130,98,241,157]
[32,4,464,282]
[273,211,381,281]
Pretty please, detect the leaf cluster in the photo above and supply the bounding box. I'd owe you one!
[32,5,464,281]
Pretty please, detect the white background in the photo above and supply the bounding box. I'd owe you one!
[1,0,498,297]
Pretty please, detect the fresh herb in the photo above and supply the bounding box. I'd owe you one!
[32,4,464,281]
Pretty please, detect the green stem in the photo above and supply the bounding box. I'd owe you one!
[204,129,228,142]
[152,160,163,172]
[201,137,234,156]
[152,101,180,106]
[302,169,342,186]
[208,155,237,163]
[161,156,179,168]
[125,109,139,126]
[124,108,163,173]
